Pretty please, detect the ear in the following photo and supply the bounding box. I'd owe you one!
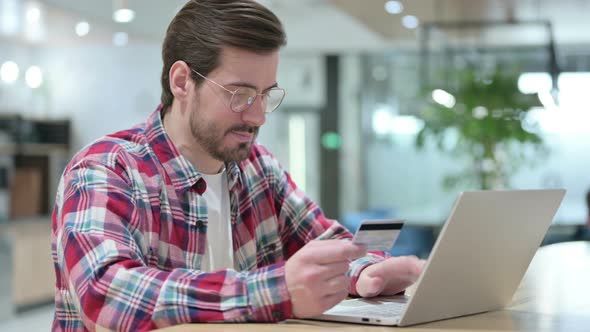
[169,61,193,102]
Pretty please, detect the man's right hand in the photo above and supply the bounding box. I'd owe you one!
[285,240,367,318]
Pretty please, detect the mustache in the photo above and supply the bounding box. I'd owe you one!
[226,125,259,136]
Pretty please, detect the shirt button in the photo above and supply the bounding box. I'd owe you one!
[195,220,205,229]
[268,243,276,251]
[195,179,207,195]
[272,311,283,320]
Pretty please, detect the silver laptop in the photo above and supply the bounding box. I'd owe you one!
[313,189,566,326]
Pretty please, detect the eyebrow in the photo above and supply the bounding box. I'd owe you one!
[225,81,279,92]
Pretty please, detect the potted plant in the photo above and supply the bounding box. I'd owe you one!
[415,68,546,190]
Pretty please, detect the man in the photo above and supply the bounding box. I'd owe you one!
[51,0,424,330]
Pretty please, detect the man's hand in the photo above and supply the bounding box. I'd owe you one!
[285,240,367,318]
[356,256,425,298]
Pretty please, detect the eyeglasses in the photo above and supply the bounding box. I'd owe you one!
[191,69,285,114]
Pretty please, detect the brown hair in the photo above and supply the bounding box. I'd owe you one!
[160,0,287,108]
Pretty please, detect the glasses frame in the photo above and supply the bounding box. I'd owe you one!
[191,68,285,114]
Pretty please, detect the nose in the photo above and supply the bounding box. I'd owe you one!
[241,96,266,127]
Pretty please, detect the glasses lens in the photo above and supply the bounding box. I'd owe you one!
[265,88,285,113]
[230,87,286,113]
[230,88,257,113]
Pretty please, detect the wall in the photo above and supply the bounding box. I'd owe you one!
[0,44,42,114]
[40,44,161,152]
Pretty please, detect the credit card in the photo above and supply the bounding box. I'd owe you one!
[352,219,404,251]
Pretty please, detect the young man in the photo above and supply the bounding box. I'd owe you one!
[51,1,423,330]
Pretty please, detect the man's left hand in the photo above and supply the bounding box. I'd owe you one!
[356,256,425,298]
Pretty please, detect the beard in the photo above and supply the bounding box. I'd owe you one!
[189,108,259,163]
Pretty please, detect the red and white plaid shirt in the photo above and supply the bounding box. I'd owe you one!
[51,106,384,331]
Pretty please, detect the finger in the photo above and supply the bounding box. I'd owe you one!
[364,256,421,279]
[305,240,367,264]
[320,275,349,297]
[289,262,349,289]
[314,239,369,260]
[316,261,350,280]
[373,257,424,296]
[360,275,385,297]
[399,256,423,280]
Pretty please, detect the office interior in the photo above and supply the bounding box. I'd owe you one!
[0,0,589,329]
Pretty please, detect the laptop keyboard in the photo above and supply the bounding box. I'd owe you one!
[324,297,407,318]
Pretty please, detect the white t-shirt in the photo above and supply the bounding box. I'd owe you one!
[200,169,234,272]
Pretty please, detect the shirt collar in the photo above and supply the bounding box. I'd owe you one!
[146,105,243,193]
[226,159,242,190]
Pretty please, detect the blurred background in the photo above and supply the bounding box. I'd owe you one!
[1,0,589,329]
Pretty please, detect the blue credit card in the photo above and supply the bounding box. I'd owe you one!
[352,219,404,251]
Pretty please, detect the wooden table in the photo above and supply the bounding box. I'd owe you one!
[158,241,590,332]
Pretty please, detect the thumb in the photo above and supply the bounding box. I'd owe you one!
[358,263,386,297]
[362,275,385,297]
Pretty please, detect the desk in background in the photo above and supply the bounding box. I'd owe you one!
[0,218,54,319]
[156,241,590,332]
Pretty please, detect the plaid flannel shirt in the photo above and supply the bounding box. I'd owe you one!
[51,106,384,331]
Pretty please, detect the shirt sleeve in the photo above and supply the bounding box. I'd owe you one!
[266,150,388,298]
[53,158,292,331]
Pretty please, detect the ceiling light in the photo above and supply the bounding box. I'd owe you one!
[23,1,45,41]
[112,32,129,46]
[0,61,19,84]
[113,8,135,23]
[25,65,43,89]
[26,5,40,23]
[384,1,403,15]
[75,21,90,36]
[402,15,419,29]
[112,0,135,23]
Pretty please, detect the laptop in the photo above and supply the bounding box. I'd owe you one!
[312,189,566,326]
